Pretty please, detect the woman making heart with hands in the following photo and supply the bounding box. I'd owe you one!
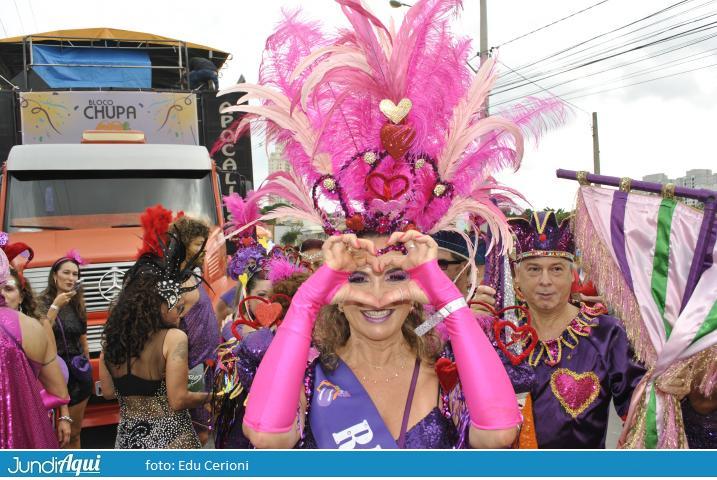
[241,232,521,449]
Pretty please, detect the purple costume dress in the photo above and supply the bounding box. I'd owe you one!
[180,284,219,431]
[180,284,220,370]
[0,307,58,448]
[526,306,646,448]
[215,328,471,449]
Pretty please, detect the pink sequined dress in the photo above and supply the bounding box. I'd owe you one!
[0,307,58,448]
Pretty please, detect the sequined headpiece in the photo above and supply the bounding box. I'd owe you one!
[128,232,205,311]
[509,211,574,263]
[220,0,565,254]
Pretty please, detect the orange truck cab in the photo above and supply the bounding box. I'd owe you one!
[1,141,233,427]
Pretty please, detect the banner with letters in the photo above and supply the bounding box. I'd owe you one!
[19,91,199,145]
[199,91,253,220]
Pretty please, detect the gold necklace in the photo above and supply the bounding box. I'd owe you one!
[353,358,409,385]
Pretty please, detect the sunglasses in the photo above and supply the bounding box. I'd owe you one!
[437,259,464,270]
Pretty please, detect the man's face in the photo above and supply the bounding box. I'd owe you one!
[514,257,573,314]
[437,248,470,294]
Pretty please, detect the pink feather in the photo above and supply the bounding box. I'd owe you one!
[223,191,262,232]
[266,256,308,283]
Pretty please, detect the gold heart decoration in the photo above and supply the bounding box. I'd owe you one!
[379,98,412,124]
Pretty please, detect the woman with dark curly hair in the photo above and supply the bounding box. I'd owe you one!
[99,252,211,449]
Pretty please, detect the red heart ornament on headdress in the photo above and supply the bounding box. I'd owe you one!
[366,172,410,201]
[434,357,459,392]
[470,301,539,366]
[380,123,415,159]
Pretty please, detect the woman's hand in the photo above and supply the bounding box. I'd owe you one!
[371,230,439,306]
[52,291,76,309]
[322,234,376,272]
[384,230,438,270]
[57,417,71,447]
[321,234,384,307]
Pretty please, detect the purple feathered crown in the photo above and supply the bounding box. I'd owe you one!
[509,211,574,262]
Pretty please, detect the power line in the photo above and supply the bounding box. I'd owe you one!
[496,0,713,86]
[494,7,717,93]
[0,15,8,37]
[492,19,717,97]
[495,59,590,115]
[561,60,717,101]
[493,0,611,50]
[547,45,717,101]
[501,0,695,78]
[491,29,717,106]
[495,2,717,90]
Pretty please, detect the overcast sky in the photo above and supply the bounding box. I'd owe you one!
[2,0,715,209]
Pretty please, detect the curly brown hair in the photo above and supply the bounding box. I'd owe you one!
[169,216,210,247]
[41,259,87,323]
[102,269,170,366]
[271,272,310,319]
[313,303,442,371]
[10,269,40,319]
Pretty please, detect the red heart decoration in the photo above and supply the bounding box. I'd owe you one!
[366,172,410,201]
[255,302,283,327]
[493,320,539,366]
[434,357,459,392]
[232,294,289,340]
[470,301,539,366]
[380,123,415,159]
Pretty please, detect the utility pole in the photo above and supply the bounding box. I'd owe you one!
[592,112,601,174]
[480,0,489,115]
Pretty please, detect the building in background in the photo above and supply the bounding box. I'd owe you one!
[267,143,325,244]
[643,169,717,207]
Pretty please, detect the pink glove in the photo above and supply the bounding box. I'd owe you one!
[409,260,521,430]
[243,265,348,433]
[40,389,70,409]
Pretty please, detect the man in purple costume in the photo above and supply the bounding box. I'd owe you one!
[509,211,646,448]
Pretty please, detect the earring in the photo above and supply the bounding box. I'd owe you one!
[338,305,344,314]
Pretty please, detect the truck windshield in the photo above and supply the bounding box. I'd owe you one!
[5,170,218,232]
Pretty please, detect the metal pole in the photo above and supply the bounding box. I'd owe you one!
[22,36,28,88]
[556,169,717,202]
[592,112,600,175]
[480,0,489,115]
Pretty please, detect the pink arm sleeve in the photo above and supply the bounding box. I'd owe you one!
[243,265,348,433]
[409,260,521,430]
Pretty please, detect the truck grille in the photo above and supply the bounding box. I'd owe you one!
[23,261,134,312]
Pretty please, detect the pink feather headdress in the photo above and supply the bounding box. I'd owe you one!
[222,0,565,255]
[223,190,264,246]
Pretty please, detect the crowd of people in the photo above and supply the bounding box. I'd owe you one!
[1,0,715,450]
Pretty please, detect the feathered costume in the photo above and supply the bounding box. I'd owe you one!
[216,0,566,450]
[222,0,564,252]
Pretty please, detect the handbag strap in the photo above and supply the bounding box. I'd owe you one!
[396,358,421,449]
[54,312,71,359]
